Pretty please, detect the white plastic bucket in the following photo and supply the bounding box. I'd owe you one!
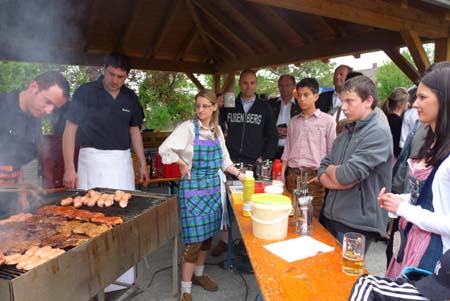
[249,198,291,240]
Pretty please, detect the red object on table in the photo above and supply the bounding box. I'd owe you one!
[154,153,181,178]
[254,181,266,193]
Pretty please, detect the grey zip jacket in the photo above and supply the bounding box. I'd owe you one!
[318,111,393,237]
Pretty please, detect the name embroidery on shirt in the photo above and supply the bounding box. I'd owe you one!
[226,112,262,125]
[121,108,130,112]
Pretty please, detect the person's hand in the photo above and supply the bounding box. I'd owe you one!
[179,161,191,179]
[378,187,404,214]
[307,176,319,184]
[17,192,29,210]
[238,173,245,182]
[139,162,149,187]
[277,127,287,137]
[63,167,78,189]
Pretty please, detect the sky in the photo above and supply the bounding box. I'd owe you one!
[330,50,390,71]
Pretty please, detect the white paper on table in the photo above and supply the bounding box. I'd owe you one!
[263,236,335,263]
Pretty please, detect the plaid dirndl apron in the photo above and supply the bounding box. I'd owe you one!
[179,121,223,244]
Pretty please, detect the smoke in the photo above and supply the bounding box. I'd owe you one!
[0,0,87,65]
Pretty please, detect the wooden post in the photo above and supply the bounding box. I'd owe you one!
[222,72,235,93]
[435,37,450,63]
[186,73,205,91]
[213,74,221,94]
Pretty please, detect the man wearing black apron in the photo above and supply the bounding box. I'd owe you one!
[0,71,70,217]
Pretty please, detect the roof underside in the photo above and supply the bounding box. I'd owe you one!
[0,0,448,74]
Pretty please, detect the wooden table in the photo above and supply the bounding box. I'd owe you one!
[230,192,360,301]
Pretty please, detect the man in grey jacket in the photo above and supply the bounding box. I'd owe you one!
[316,75,392,246]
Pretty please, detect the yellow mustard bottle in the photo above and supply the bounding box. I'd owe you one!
[242,170,255,217]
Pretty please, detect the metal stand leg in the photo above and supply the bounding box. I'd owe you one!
[172,234,179,298]
[226,223,233,270]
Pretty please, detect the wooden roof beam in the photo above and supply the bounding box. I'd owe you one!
[175,27,198,61]
[250,5,304,47]
[83,0,101,52]
[192,0,257,55]
[216,30,404,73]
[246,0,449,39]
[434,37,450,62]
[213,74,221,93]
[146,0,183,58]
[0,47,216,73]
[222,72,236,93]
[185,0,215,62]
[219,0,279,52]
[401,30,431,74]
[117,0,142,51]
[204,31,237,59]
[186,73,205,90]
[383,47,421,84]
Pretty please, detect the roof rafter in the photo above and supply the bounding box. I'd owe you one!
[247,0,449,39]
[118,0,144,52]
[219,0,279,52]
[192,0,256,55]
[185,0,215,62]
[400,30,431,74]
[216,30,404,72]
[83,0,101,51]
[146,0,183,58]
[186,73,205,90]
[250,4,304,47]
[383,47,421,84]
[175,26,198,61]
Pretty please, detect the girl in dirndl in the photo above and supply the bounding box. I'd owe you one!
[378,68,450,278]
[159,89,244,301]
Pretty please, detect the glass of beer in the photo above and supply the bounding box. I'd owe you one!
[342,232,365,276]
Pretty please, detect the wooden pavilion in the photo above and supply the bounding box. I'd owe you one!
[0,0,449,91]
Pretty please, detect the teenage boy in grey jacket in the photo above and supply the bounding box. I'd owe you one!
[315,75,392,247]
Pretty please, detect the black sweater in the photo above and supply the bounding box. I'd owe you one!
[220,95,278,164]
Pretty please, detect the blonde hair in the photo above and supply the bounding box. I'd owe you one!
[195,89,220,137]
[382,87,409,115]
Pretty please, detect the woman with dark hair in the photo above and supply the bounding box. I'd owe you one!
[378,68,450,278]
[382,87,410,158]
[159,89,244,301]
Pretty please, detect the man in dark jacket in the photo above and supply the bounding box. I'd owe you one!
[268,74,301,159]
[316,65,352,113]
[220,69,278,164]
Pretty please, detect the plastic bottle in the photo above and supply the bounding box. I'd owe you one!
[242,170,255,217]
[272,159,282,181]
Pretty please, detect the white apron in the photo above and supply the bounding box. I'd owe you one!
[77,148,135,190]
[77,147,135,292]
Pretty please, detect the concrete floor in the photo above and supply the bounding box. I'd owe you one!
[107,183,388,301]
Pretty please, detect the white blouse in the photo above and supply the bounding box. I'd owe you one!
[397,155,450,252]
[158,120,233,172]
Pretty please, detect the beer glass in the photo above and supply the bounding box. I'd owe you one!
[342,232,365,276]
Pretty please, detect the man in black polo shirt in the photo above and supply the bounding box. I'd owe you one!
[62,52,148,190]
[0,71,69,214]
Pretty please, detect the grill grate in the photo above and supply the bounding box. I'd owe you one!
[0,188,172,280]
[0,265,25,280]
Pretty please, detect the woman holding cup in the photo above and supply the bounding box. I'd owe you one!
[378,68,450,277]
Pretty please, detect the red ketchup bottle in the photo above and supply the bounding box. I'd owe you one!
[272,159,282,181]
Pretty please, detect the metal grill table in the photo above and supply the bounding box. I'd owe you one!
[0,189,179,301]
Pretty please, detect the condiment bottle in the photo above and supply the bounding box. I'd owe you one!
[242,170,255,217]
[272,159,282,181]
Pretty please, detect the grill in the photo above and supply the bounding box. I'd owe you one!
[0,188,178,301]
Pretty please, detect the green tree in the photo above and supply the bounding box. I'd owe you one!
[376,45,434,101]
[139,71,196,130]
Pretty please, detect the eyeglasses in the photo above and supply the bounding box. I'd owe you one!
[195,104,214,110]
